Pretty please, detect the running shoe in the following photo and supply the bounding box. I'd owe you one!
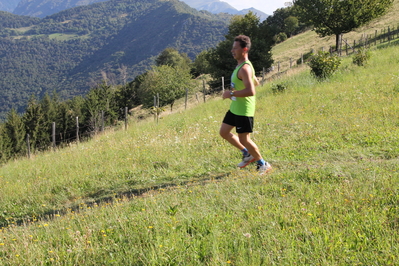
[257,162,272,175]
[237,154,256,168]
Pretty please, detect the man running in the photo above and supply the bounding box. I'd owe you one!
[220,35,272,175]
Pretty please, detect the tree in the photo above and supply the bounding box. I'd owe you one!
[293,0,394,51]
[138,65,193,111]
[23,95,45,151]
[191,50,212,77]
[4,108,26,157]
[0,124,11,164]
[84,82,118,132]
[155,48,192,72]
[284,16,299,37]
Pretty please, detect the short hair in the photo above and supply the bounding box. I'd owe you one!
[234,35,251,51]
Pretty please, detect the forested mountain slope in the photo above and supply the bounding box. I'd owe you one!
[0,0,229,120]
[13,0,105,18]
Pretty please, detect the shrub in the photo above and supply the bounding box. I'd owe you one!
[271,83,288,94]
[308,51,341,80]
[273,32,288,44]
[353,47,371,66]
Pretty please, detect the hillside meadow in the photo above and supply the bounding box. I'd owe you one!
[271,0,399,75]
[1,42,399,264]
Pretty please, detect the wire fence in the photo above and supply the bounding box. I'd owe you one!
[263,24,399,81]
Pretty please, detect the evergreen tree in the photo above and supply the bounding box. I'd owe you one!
[0,124,11,164]
[84,82,118,132]
[23,95,45,152]
[4,108,26,157]
[38,93,59,149]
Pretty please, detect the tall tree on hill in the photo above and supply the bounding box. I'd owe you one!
[23,95,45,152]
[293,0,394,51]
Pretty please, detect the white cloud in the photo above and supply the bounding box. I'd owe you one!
[223,0,290,15]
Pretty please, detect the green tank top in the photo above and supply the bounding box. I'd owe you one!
[230,60,256,117]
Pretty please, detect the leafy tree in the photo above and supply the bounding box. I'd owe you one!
[191,50,212,77]
[155,48,192,72]
[284,16,299,37]
[293,0,394,51]
[138,65,193,111]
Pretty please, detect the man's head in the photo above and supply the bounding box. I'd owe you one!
[234,35,251,52]
[232,35,251,61]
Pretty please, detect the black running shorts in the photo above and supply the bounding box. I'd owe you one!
[222,110,254,133]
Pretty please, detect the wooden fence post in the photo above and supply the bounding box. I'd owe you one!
[124,107,128,130]
[185,88,188,110]
[102,111,105,132]
[203,80,206,103]
[76,116,79,143]
[222,77,225,93]
[26,134,30,158]
[157,93,159,124]
[52,122,56,151]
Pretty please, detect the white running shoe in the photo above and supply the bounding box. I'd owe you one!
[257,162,272,175]
[237,154,256,168]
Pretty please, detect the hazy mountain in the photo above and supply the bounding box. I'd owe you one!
[0,0,19,12]
[3,0,268,20]
[182,0,268,20]
[0,0,229,119]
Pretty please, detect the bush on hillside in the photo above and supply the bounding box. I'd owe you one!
[271,83,288,94]
[308,51,341,80]
[353,47,371,66]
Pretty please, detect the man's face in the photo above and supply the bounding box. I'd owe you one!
[231,41,244,60]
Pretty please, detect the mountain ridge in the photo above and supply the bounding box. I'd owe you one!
[0,0,229,119]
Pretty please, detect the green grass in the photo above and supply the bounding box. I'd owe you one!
[2,30,399,266]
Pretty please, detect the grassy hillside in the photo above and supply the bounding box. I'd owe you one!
[272,0,399,73]
[1,31,399,264]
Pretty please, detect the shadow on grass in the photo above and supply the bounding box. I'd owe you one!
[4,172,231,228]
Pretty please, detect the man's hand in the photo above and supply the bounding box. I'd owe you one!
[222,90,233,100]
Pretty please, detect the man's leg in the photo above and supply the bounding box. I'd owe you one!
[238,132,262,161]
[219,123,245,150]
[239,132,272,174]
